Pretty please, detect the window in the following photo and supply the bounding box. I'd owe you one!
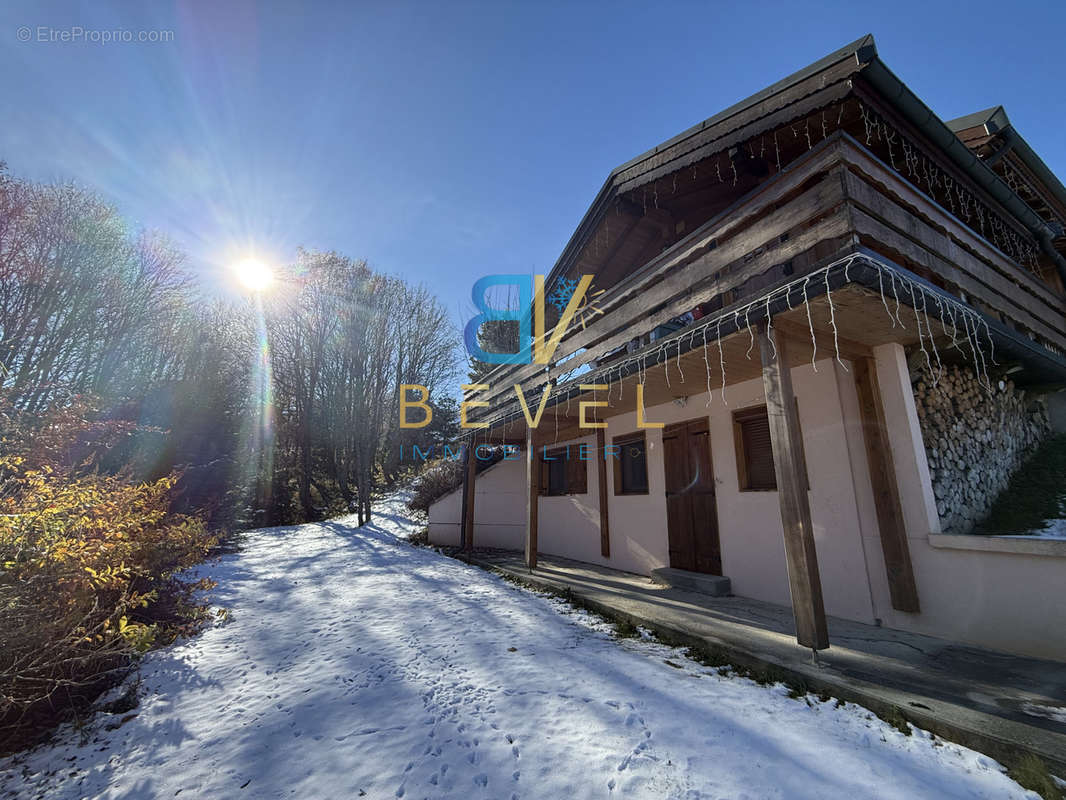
[734,407,776,491]
[613,432,649,495]
[732,404,809,492]
[540,446,587,496]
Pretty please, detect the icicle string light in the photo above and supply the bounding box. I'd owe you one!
[802,276,818,371]
[764,295,777,359]
[856,100,1039,270]
[548,254,1000,404]
[476,254,1002,431]
[921,291,943,380]
[825,270,847,371]
[716,318,727,405]
[702,327,713,406]
[740,310,754,359]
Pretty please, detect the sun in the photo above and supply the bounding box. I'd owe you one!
[232,257,274,291]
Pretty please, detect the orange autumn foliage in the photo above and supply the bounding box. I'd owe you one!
[0,397,218,752]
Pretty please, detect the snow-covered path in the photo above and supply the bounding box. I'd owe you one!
[1,494,1036,799]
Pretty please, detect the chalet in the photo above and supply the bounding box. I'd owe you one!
[428,35,1066,662]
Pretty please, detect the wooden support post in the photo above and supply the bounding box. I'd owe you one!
[853,357,920,612]
[758,324,830,651]
[525,429,540,570]
[596,427,610,558]
[461,439,477,551]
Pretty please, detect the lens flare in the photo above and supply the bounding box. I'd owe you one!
[233,258,273,291]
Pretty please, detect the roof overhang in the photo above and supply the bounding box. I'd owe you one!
[475,249,1066,442]
[542,34,1066,292]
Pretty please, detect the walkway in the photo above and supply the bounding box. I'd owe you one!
[468,548,1066,776]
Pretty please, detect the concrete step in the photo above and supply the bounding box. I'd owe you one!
[651,567,732,597]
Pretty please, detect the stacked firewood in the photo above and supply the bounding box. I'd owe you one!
[912,363,1050,534]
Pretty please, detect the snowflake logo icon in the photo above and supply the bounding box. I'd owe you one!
[548,278,579,314]
[546,276,605,330]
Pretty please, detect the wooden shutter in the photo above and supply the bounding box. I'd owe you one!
[744,414,776,490]
[612,432,648,495]
[734,406,776,491]
[733,404,808,491]
[567,449,587,494]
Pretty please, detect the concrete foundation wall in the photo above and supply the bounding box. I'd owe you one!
[427,457,526,550]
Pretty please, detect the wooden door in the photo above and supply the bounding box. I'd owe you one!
[663,418,722,575]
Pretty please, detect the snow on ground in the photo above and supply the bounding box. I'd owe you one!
[1023,518,1066,539]
[0,493,1038,800]
[1021,702,1066,725]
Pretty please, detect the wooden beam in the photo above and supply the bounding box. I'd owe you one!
[458,442,471,547]
[461,439,477,551]
[853,357,920,612]
[774,317,872,363]
[758,324,830,651]
[525,430,540,570]
[596,427,611,558]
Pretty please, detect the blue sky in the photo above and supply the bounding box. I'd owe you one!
[1,0,1063,324]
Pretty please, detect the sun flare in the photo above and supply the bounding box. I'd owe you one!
[233,257,274,291]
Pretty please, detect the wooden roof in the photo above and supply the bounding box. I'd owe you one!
[947,105,1066,256]
[542,35,1066,296]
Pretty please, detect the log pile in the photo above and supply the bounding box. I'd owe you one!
[912,363,1050,534]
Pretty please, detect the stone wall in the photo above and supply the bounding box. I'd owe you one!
[912,362,1051,534]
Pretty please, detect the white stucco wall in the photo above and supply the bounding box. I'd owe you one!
[676,362,875,622]
[427,456,527,550]
[427,345,1066,660]
[430,358,877,620]
[536,435,611,568]
[845,343,1066,661]
[428,483,462,547]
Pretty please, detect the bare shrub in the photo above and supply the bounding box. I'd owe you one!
[407,458,464,513]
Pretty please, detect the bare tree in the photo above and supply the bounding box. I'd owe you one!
[0,166,460,529]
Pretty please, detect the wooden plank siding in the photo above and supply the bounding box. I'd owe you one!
[468,134,1066,431]
[474,138,857,414]
[838,165,1066,351]
[843,174,1064,328]
[471,134,857,409]
[838,136,1062,312]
